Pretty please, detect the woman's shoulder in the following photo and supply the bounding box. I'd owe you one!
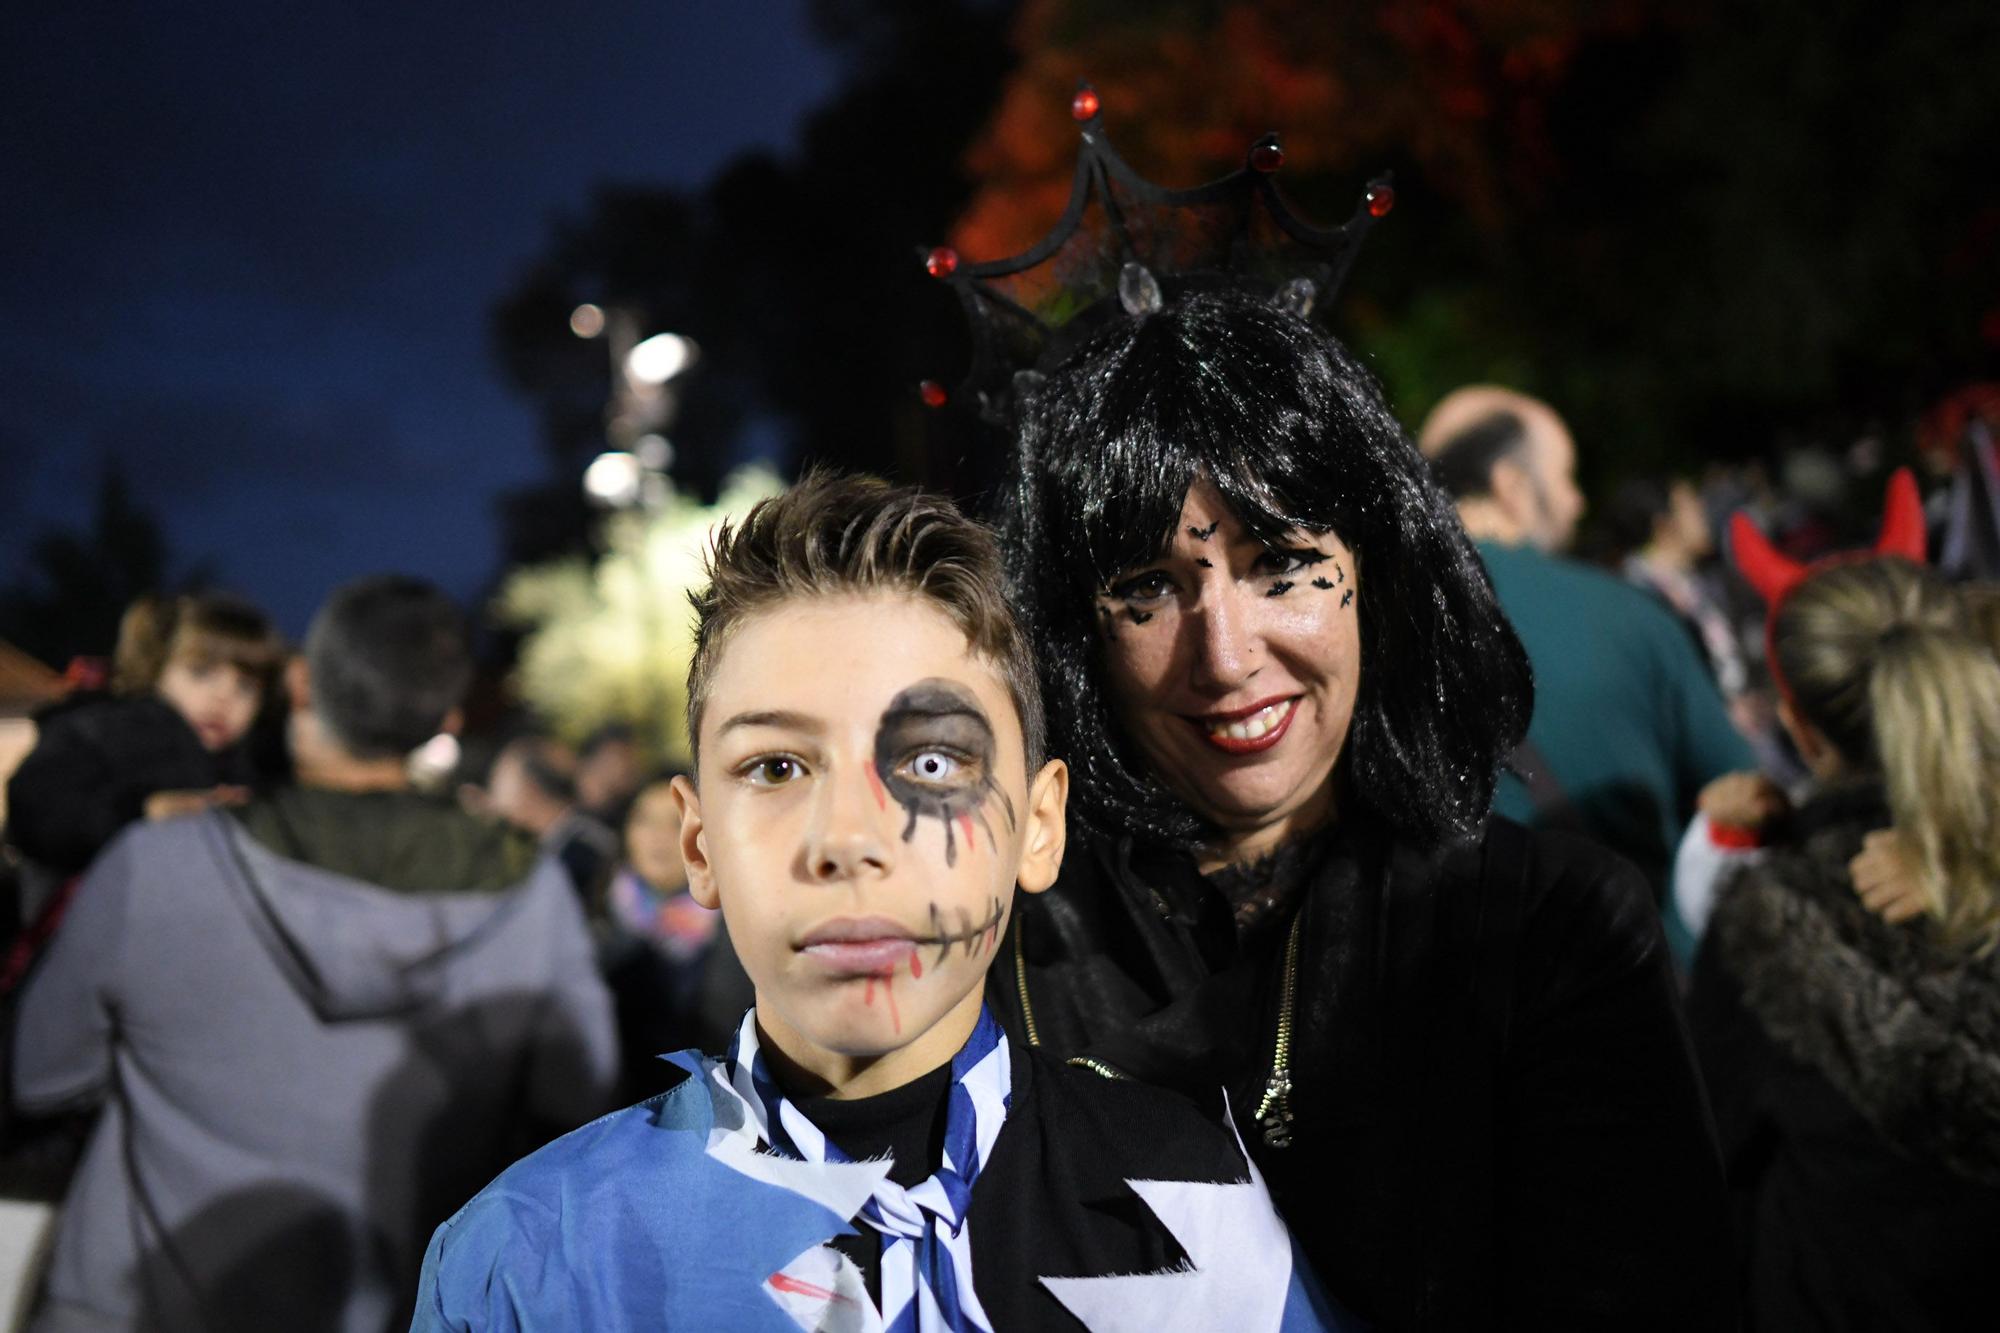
[1018,1048,1251,1185]
[1419,816,1659,950]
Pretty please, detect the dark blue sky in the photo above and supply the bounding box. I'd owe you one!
[1,3,842,640]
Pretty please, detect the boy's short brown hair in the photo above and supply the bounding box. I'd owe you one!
[686,472,1045,776]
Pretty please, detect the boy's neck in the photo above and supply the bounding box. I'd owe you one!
[755,988,985,1101]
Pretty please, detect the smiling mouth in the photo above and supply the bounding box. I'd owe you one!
[1188,697,1299,754]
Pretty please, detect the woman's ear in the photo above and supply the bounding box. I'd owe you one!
[1777,697,1842,778]
[1014,758,1070,894]
[671,775,720,910]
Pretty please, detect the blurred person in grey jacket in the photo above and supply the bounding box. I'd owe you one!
[10,575,617,1333]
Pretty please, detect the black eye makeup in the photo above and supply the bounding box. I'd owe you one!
[873,679,1017,867]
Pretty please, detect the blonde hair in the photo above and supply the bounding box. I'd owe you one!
[111,593,288,697]
[1774,560,2000,955]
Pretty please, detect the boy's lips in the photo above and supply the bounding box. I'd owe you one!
[798,916,919,974]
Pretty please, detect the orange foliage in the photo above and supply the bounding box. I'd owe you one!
[951,0,1655,260]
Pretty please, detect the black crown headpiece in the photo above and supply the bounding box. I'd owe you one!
[919,82,1395,424]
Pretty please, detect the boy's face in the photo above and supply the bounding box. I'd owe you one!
[676,593,1065,1095]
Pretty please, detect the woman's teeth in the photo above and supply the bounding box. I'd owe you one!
[1208,701,1290,741]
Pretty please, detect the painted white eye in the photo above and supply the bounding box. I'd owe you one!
[907,750,961,783]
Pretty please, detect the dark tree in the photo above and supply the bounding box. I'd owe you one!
[0,467,171,669]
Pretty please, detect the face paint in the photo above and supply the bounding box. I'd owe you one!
[1266,580,1294,597]
[921,896,1005,969]
[1187,521,1220,541]
[1129,609,1153,624]
[1195,557,1213,568]
[1340,588,1354,609]
[1310,577,1334,590]
[872,679,1016,867]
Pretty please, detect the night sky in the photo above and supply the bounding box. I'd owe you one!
[1,3,840,640]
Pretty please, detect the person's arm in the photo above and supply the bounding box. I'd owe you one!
[1496,838,1737,1327]
[525,871,620,1129]
[4,718,131,876]
[11,825,142,1111]
[1659,617,1757,801]
[1673,772,1785,940]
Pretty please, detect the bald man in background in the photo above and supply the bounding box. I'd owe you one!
[1420,386,1753,964]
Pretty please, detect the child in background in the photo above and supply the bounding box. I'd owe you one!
[414,473,1348,1332]
[1687,479,2000,1330]
[600,772,722,1095]
[7,592,284,878]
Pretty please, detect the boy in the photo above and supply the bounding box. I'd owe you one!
[413,474,1347,1332]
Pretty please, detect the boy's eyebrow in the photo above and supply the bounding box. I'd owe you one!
[715,708,824,736]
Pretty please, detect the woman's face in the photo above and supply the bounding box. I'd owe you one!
[1096,478,1362,858]
[625,781,687,889]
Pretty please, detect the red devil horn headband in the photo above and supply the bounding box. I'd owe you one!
[1729,466,1928,608]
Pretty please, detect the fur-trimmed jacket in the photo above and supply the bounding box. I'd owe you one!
[1689,780,2000,1331]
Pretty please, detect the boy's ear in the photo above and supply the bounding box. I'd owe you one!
[671,774,720,910]
[1014,758,1069,895]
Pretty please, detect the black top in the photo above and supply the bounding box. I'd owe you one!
[5,692,260,875]
[1690,781,2000,1331]
[991,814,1737,1330]
[802,1061,953,1302]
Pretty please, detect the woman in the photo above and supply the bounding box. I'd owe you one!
[1688,556,2000,1330]
[989,290,1733,1328]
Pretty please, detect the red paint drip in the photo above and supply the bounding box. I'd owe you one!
[863,976,876,1007]
[863,764,889,811]
[909,952,924,980]
[879,968,901,1034]
[768,1272,851,1304]
[958,813,976,852]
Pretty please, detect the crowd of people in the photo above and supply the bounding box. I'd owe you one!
[4,213,1999,1333]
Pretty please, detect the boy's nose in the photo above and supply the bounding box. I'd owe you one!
[803,766,894,882]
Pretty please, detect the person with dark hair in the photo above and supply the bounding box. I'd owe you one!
[417,473,1348,1331]
[994,293,1733,1328]
[483,732,620,901]
[1418,387,1755,959]
[573,721,643,819]
[12,574,616,1332]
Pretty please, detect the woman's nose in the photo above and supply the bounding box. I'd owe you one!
[801,765,895,883]
[1187,587,1261,692]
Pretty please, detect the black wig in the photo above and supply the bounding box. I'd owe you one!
[995,290,1531,854]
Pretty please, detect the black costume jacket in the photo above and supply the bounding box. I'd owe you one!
[990,815,1736,1330]
[1689,782,2000,1332]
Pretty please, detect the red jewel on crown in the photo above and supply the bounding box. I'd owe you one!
[1251,137,1284,173]
[918,380,948,409]
[1366,183,1396,217]
[1071,86,1101,122]
[925,246,959,279]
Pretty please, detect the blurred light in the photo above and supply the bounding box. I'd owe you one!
[626,332,699,385]
[570,303,606,338]
[408,732,462,789]
[584,450,644,506]
[635,434,674,469]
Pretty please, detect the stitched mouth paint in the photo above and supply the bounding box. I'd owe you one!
[873,679,1017,867]
[920,897,1005,968]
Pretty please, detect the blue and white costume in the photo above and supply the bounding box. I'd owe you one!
[413,1007,1356,1331]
